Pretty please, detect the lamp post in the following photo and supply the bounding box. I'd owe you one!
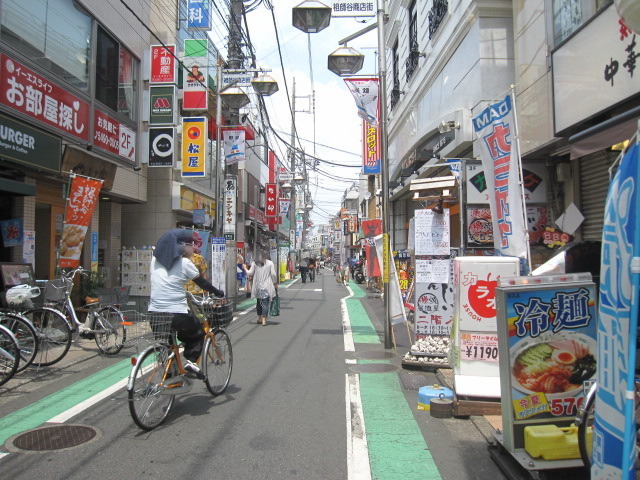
[291,0,392,348]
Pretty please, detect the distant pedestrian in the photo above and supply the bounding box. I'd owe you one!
[244,248,277,326]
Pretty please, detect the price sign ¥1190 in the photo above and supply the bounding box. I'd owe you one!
[460,333,499,362]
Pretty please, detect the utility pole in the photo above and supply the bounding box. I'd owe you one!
[289,79,297,271]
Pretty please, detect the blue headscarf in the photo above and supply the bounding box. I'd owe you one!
[153,229,194,269]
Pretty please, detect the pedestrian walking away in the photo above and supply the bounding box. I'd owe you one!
[308,257,316,283]
[244,248,278,326]
[149,229,225,379]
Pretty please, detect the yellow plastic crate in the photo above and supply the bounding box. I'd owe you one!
[524,424,590,461]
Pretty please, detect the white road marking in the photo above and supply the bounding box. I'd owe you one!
[314,289,322,292]
[48,377,129,423]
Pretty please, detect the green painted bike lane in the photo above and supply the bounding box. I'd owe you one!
[345,283,442,480]
[0,359,131,445]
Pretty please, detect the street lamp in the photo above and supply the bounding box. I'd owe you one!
[292,1,332,33]
[220,85,251,109]
[328,46,365,76]
[251,74,279,96]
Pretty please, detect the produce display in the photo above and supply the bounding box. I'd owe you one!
[404,336,451,365]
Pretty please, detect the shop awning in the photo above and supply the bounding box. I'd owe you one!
[0,177,35,196]
[569,106,640,160]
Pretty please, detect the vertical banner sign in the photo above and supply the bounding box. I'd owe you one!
[150,45,176,84]
[210,237,226,292]
[90,231,98,272]
[148,127,175,167]
[383,233,390,283]
[187,0,211,30]
[344,77,379,125]
[472,94,528,259]
[59,176,103,268]
[265,183,277,217]
[362,219,382,277]
[223,178,237,240]
[181,117,206,177]
[224,129,246,164]
[279,198,290,217]
[595,141,640,480]
[149,85,176,125]
[363,120,382,174]
[182,39,208,110]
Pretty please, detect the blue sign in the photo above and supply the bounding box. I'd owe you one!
[595,141,639,479]
[0,218,23,247]
[187,0,211,30]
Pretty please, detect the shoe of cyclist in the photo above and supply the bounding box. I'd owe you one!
[184,359,205,380]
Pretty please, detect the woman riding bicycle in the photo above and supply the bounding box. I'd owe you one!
[149,229,224,379]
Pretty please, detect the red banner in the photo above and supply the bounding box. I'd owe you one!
[0,54,90,141]
[265,183,277,217]
[58,176,103,268]
[362,219,382,277]
[150,45,176,84]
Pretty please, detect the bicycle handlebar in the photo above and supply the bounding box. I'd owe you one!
[186,291,224,306]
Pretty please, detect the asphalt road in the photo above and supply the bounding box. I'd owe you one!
[0,269,512,479]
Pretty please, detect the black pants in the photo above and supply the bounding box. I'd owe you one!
[309,269,315,282]
[171,313,205,362]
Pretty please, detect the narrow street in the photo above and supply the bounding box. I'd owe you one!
[0,268,505,480]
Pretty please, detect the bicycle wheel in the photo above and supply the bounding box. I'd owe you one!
[0,312,38,372]
[93,306,126,355]
[0,325,20,386]
[577,382,597,469]
[24,307,72,367]
[203,329,232,396]
[128,344,176,430]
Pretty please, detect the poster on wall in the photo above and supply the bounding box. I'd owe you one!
[414,209,450,255]
[466,206,549,248]
[0,218,23,247]
[22,229,35,267]
[414,281,454,337]
[210,237,226,292]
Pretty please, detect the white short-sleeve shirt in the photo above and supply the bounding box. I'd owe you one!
[149,256,199,313]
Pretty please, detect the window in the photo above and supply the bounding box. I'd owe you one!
[552,0,610,47]
[405,0,419,81]
[391,41,401,110]
[0,0,91,89]
[95,27,138,122]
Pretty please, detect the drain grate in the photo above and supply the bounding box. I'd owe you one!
[355,350,396,360]
[349,363,399,373]
[13,425,97,452]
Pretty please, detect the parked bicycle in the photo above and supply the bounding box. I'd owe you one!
[42,267,129,355]
[0,323,20,386]
[127,292,233,430]
[3,284,69,368]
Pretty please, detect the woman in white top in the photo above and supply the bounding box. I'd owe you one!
[244,248,277,326]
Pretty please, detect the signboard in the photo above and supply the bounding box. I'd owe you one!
[148,127,175,167]
[0,111,61,173]
[59,176,103,268]
[223,177,236,240]
[187,0,211,30]
[552,6,640,133]
[465,161,547,204]
[223,129,245,164]
[150,45,176,84]
[414,281,454,336]
[181,117,206,177]
[414,208,450,255]
[496,275,597,453]
[210,237,226,292]
[182,39,208,111]
[0,54,89,142]
[93,109,135,163]
[221,71,253,87]
[149,85,176,125]
[331,1,376,17]
[265,183,277,217]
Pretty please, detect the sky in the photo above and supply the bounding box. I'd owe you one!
[208,1,381,227]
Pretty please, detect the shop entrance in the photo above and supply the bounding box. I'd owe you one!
[0,195,14,262]
[35,184,65,280]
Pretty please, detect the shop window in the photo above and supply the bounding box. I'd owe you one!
[552,0,610,47]
[0,0,91,90]
[95,27,138,122]
[405,0,419,82]
[391,41,401,110]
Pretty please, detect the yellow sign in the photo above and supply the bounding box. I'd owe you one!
[383,233,390,283]
[512,393,551,420]
[181,117,207,177]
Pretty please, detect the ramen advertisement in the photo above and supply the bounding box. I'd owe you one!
[498,280,597,425]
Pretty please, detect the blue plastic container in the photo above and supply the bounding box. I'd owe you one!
[417,384,453,411]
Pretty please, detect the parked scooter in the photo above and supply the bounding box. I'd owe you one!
[353,260,365,284]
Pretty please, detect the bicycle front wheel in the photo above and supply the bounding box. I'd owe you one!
[0,325,20,386]
[203,329,233,396]
[128,344,176,431]
[0,312,38,372]
[25,307,72,367]
[94,306,126,355]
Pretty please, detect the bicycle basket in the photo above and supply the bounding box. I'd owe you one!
[43,278,72,302]
[203,301,233,329]
[96,286,130,306]
[145,312,174,343]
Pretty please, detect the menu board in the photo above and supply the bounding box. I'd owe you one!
[496,275,597,452]
[121,248,152,296]
[414,209,450,255]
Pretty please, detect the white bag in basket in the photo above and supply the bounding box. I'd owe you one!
[6,284,41,308]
